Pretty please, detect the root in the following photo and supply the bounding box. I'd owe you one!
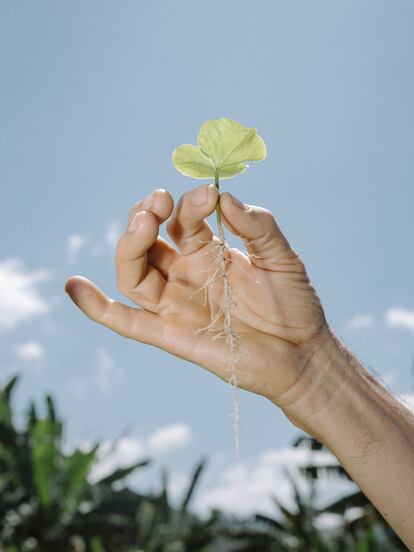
[188,180,264,460]
[192,239,248,461]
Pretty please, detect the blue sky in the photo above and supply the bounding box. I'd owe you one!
[1,1,413,516]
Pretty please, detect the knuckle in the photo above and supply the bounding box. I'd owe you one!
[248,206,274,228]
[261,209,276,227]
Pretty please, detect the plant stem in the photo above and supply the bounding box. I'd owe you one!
[214,171,225,244]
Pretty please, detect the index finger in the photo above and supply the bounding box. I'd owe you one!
[116,189,174,311]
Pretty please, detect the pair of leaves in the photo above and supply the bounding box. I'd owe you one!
[172,117,266,179]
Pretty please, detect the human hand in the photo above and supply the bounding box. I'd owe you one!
[65,185,330,413]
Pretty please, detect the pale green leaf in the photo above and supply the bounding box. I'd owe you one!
[172,144,215,179]
[198,118,266,169]
[218,162,247,179]
[172,117,266,181]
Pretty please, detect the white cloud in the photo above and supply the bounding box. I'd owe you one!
[70,435,358,520]
[89,436,146,483]
[94,347,125,394]
[386,308,414,333]
[105,222,121,249]
[84,423,191,484]
[347,314,375,330]
[148,423,192,455]
[15,341,44,361]
[0,259,50,331]
[87,221,122,257]
[194,446,356,518]
[66,234,85,264]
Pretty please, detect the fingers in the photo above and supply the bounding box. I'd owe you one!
[166,184,219,255]
[147,237,177,277]
[219,192,303,271]
[127,188,173,227]
[65,276,163,345]
[116,189,175,311]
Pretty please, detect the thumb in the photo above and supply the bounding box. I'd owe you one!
[219,192,303,271]
[64,275,162,344]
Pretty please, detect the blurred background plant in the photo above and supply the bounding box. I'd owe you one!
[0,376,408,552]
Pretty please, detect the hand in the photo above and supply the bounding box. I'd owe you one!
[65,185,329,407]
[66,185,414,550]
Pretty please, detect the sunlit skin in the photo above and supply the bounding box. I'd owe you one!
[65,185,328,411]
[65,185,414,549]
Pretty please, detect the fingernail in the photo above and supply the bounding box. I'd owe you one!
[128,211,144,233]
[230,193,245,210]
[192,185,209,206]
[142,190,156,209]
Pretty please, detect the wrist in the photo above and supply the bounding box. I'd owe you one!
[271,326,348,437]
[273,326,414,448]
[273,326,414,549]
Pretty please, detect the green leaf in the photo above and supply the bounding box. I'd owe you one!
[172,117,266,180]
[180,456,207,513]
[0,375,19,425]
[96,458,151,486]
[90,536,105,552]
[31,419,62,507]
[63,445,99,498]
[198,118,266,169]
[172,144,215,179]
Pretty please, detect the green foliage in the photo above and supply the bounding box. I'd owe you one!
[0,376,152,551]
[0,376,408,551]
[172,117,266,179]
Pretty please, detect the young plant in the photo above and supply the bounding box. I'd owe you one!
[172,117,267,458]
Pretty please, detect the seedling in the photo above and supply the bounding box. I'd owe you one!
[172,117,267,459]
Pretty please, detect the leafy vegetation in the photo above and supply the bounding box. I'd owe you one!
[0,376,408,551]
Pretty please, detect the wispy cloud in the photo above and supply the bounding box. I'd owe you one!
[15,341,44,361]
[66,234,85,264]
[347,314,375,330]
[148,423,192,455]
[385,308,414,333]
[95,347,125,395]
[105,221,121,249]
[0,259,50,331]
[89,221,121,256]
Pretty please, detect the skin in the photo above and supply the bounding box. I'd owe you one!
[66,184,414,549]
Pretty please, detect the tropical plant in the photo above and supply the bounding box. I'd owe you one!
[134,458,220,551]
[0,375,151,551]
[0,375,409,551]
[0,375,222,552]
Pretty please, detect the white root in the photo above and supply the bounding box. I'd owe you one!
[192,238,248,461]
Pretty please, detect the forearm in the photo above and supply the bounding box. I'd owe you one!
[277,331,414,550]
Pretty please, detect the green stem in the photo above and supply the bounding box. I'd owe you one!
[214,171,225,244]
